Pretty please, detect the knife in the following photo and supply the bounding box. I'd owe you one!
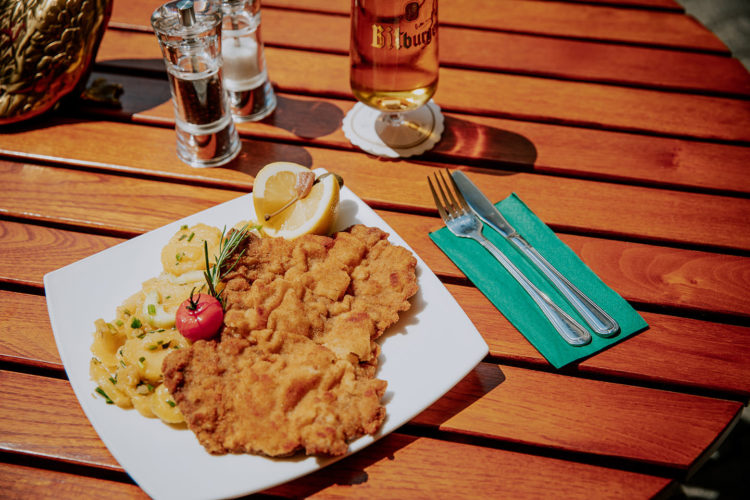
[451,170,620,337]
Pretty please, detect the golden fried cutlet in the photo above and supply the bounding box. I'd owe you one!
[162,335,387,456]
[162,225,418,456]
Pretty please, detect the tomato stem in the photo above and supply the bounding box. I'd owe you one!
[186,287,199,311]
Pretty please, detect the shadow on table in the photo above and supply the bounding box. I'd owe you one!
[221,140,315,177]
[89,66,346,140]
[266,434,423,497]
[410,363,506,427]
[265,365,506,497]
[265,94,344,139]
[670,406,750,500]
[429,115,538,171]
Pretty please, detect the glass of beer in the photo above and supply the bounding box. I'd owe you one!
[348,0,441,155]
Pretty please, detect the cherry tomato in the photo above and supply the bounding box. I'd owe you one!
[175,292,223,342]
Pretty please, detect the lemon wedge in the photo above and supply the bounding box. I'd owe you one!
[253,162,340,239]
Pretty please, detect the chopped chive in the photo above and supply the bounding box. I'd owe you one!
[95,387,114,404]
[108,375,117,385]
[147,304,156,316]
[187,232,195,242]
[137,332,146,339]
[147,344,158,351]
[130,318,142,329]
[167,400,176,408]
[178,234,187,241]
[115,319,124,327]
[180,224,188,230]
[147,384,154,392]
[120,360,127,368]
[176,252,183,263]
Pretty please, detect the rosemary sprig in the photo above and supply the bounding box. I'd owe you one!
[203,224,257,307]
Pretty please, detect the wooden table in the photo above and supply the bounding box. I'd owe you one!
[2,0,750,497]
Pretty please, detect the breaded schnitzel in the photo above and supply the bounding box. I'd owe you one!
[162,225,418,456]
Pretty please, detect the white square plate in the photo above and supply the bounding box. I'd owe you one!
[44,171,488,500]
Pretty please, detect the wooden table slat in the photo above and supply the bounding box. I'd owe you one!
[0,367,740,475]
[255,0,726,52]
[3,0,749,495]
[0,463,147,500]
[90,30,750,142]
[0,420,674,500]
[7,81,750,197]
[4,223,750,400]
[4,200,750,320]
[0,290,61,370]
[100,9,750,97]
[3,155,750,254]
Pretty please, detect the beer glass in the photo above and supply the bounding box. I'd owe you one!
[347,0,442,156]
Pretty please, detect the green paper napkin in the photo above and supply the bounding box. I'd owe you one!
[429,193,647,368]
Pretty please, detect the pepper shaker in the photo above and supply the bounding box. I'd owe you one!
[220,0,276,121]
[151,0,241,167]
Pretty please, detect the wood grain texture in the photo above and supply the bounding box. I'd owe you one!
[0,220,122,287]
[268,433,673,499]
[0,366,738,475]
[0,162,242,235]
[0,463,146,500]
[412,363,741,472]
[90,29,750,141]
[447,284,750,399]
[0,290,62,370]
[570,0,682,8]
[99,8,750,97]
[6,202,750,320]
[7,77,750,197]
[0,414,673,500]
[258,0,726,52]
[3,224,750,398]
[0,371,120,469]
[3,149,750,253]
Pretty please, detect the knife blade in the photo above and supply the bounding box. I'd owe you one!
[451,170,619,337]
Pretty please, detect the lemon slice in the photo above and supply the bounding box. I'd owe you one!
[253,162,340,239]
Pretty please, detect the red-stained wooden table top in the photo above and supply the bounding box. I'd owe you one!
[2,0,749,498]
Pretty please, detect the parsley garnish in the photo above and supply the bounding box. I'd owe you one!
[95,387,114,404]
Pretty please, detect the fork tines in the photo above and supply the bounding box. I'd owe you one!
[428,169,470,221]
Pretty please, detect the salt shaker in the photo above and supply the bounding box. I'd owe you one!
[151,0,240,167]
[220,0,276,121]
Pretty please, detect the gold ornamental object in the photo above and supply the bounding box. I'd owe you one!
[0,0,113,125]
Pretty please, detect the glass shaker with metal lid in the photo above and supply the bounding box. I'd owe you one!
[151,0,241,167]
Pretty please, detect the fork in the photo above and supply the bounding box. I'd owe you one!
[428,170,592,346]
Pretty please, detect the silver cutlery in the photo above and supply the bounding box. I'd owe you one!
[428,170,592,347]
[451,170,619,338]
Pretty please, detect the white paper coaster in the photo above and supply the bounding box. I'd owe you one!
[343,100,444,158]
